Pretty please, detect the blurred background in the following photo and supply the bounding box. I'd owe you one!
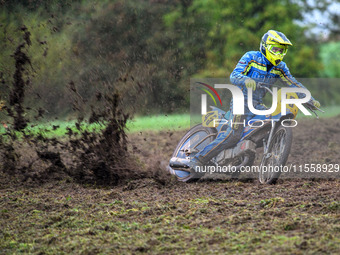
[1,0,340,119]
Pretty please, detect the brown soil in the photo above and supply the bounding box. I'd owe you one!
[130,116,340,181]
[1,117,340,254]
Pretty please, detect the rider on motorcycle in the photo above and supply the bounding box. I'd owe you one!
[173,30,320,173]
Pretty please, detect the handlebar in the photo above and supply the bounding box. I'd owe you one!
[255,82,324,118]
[257,82,274,96]
[303,102,324,118]
[257,82,273,87]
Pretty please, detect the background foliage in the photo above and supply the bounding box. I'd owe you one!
[1,0,340,118]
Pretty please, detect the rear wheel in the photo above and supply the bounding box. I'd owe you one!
[168,124,217,182]
[259,125,293,184]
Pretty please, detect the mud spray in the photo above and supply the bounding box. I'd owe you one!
[0,26,162,186]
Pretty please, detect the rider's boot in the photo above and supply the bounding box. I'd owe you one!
[169,157,190,169]
[169,157,204,173]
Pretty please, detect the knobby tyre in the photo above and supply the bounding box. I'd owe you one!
[169,124,217,182]
[259,125,293,184]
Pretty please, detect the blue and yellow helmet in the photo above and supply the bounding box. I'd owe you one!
[260,30,292,66]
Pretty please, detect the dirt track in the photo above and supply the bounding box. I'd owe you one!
[130,116,340,179]
[1,117,340,254]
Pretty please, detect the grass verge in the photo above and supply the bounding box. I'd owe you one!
[1,105,339,138]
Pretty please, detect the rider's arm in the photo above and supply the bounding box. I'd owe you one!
[229,52,253,87]
[274,63,316,101]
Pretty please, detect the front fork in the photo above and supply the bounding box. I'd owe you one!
[260,121,277,166]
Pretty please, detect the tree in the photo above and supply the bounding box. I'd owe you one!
[72,0,190,114]
[165,0,322,78]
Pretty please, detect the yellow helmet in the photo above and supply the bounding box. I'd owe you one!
[260,30,292,66]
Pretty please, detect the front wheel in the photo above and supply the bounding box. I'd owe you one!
[168,124,217,182]
[259,125,293,184]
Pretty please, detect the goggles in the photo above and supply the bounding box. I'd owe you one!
[268,44,288,56]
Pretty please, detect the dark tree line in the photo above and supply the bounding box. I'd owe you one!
[1,0,340,118]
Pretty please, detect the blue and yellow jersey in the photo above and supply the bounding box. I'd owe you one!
[230,51,313,103]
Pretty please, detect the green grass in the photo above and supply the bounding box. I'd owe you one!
[0,120,104,139]
[125,104,340,132]
[0,114,191,138]
[126,114,190,132]
[0,105,339,138]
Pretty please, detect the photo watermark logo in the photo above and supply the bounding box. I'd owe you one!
[195,82,311,128]
[199,83,311,116]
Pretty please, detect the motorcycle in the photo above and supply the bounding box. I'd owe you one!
[168,83,323,184]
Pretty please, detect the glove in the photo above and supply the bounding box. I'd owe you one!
[245,78,256,91]
[312,100,320,108]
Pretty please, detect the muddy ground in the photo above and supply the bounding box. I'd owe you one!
[1,117,340,254]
